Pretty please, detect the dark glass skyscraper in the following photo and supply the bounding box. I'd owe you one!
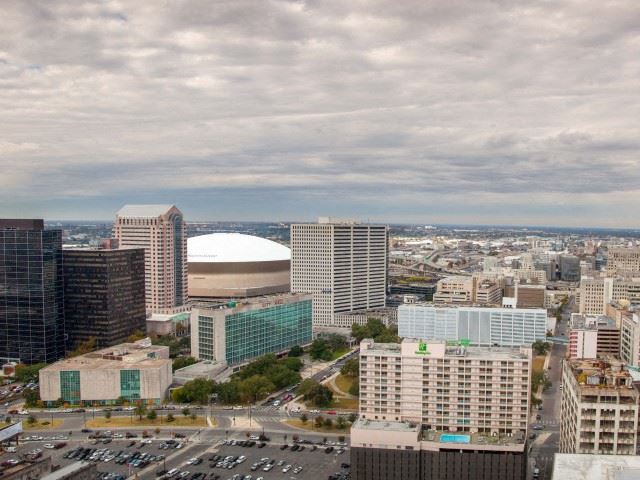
[0,219,65,364]
[63,247,146,350]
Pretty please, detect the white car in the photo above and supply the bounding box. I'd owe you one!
[249,435,260,440]
[282,464,292,473]
[43,443,55,449]
[186,457,198,465]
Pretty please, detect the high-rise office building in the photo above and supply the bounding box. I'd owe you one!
[290,218,388,327]
[113,205,187,314]
[607,247,640,277]
[190,293,312,365]
[398,305,548,347]
[579,277,640,315]
[63,247,146,350]
[0,219,65,364]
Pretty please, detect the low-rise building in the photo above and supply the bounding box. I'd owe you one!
[433,276,473,304]
[568,314,620,360]
[552,454,640,480]
[190,293,312,366]
[39,339,172,406]
[560,357,639,455]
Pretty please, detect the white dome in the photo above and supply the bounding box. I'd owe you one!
[187,233,290,263]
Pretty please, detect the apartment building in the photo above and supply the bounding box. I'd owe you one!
[560,358,639,455]
[398,305,548,347]
[359,338,532,436]
[579,276,640,315]
[568,315,620,360]
[290,218,388,327]
[113,205,187,314]
[607,248,640,277]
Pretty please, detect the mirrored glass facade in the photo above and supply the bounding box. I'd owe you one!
[0,220,65,364]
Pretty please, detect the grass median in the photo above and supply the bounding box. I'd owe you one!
[85,415,208,429]
[24,419,64,430]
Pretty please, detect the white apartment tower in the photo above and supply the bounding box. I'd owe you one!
[359,338,532,436]
[114,205,187,314]
[291,218,388,327]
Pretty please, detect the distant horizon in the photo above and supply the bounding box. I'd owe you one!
[43,218,640,233]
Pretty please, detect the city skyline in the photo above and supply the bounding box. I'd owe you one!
[2,1,640,227]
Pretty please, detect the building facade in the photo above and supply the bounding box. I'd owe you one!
[432,276,473,304]
[620,313,640,367]
[568,315,619,360]
[359,339,532,436]
[559,358,639,455]
[0,219,65,364]
[39,340,171,406]
[606,248,640,277]
[63,248,146,350]
[190,293,312,365]
[579,277,640,315]
[113,205,187,314]
[398,305,548,347]
[290,218,388,327]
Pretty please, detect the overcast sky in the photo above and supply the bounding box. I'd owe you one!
[2,1,640,227]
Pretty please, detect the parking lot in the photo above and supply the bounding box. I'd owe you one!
[150,440,351,480]
[1,433,351,480]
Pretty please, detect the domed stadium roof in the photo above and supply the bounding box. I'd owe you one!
[187,233,291,263]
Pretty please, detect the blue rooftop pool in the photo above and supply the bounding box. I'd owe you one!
[440,434,471,444]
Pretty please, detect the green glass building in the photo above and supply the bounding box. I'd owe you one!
[192,294,312,365]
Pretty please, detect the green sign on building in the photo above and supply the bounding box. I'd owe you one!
[415,341,431,355]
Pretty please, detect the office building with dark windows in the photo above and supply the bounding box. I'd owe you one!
[113,205,187,314]
[39,339,171,406]
[0,219,65,364]
[62,246,146,350]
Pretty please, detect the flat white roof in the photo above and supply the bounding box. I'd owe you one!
[188,233,290,263]
[553,454,640,480]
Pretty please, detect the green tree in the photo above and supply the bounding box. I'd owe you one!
[27,415,36,425]
[324,417,333,428]
[172,378,215,404]
[532,341,551,356]
[190,413,197,422]
[300,413,308,424]
[314,416,325,428]
[336,416,346,429]
[182,407,191,417]
[172,356,198,372]
[239,375,275,403]
[127,330,146,342]
[340,358,359,378]
[288,345,304,357]
[166,413,175,422]
[146,409,157,421]
[325,334,348,352]
[282,357,303,372]
[310,339,332,361]
[104,410,112,420]
[22,388,40,408]
[348,413,357,424]
[216,381,240,404]
[15,363,46,383]
[67,338,97,358]
[135,403,147,420]
[304,383,333,408]
[115,396,126,406]
[297,379,319,397]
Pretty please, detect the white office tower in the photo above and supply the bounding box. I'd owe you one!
[291,218,388,327]
[398,304,548,347]
[114,204,187,314]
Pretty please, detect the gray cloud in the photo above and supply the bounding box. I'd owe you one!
[1,0,640,226]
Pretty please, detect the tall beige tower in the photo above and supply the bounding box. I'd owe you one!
[290,218,388,327]
[114,205,187,314]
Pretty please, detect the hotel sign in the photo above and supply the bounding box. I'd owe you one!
[416,341,431,355]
